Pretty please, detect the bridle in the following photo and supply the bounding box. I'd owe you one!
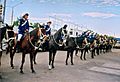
[28,28,46,50]
[53,28,68,46]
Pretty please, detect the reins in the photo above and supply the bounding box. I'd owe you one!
[52,28,67,46]
[28,28,45,50]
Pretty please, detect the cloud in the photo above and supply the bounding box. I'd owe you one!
[35,0,120,6]
[100,0,120,6]
[83,12,118,18]
[29,17,49,22]
[48,13,72,18]
[81,0,120,6]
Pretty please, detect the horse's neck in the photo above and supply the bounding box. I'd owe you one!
[0,27,7,42]
[84,38,88,43]
[54,28,62,39]
[21,34,29,48]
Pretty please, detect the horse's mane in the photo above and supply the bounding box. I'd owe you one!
[54,28,62,35]
[0,26,7,42]
[30,28,39,36]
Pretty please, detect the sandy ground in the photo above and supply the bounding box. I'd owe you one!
[0,49,120,82]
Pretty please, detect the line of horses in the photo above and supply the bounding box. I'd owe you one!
[0,24,116,74]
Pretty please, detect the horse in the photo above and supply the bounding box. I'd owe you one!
[65,35,77,65]
[48,26,68,70]
[75,36,90,60]
[99,36,108,53]
[0,24,14,66]
[0,24,14,79]
[5,25,16,69]
[75,34,99,60]
[10,26,46,73]
[95,37,101,55]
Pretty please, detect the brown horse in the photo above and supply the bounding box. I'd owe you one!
[10,27,46,73]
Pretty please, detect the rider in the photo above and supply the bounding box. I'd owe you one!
[44,21,52,37]
[41,21,52,51]
[16,13,29,52]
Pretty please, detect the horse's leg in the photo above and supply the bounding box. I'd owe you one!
[30,53,35,73]
[33,50,37,64]
[6,44,10,54]
[66,51,69,65]
[52,50,56,69]
[96,47,99,55]
[100,46,102,53]
[0,50,2,79]
[80,49,83,60]
[83,49,87,60]
[10,47,15,69]
[75,49,78,57]
[91,48,94,59]
[70,51,74,65]
[103,46,105,53]
[0,51,2,66]
[20,52,26,74]
[48,51,52,70]
[93,48,96,56]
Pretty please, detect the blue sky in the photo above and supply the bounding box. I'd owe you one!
[1,0,120,37]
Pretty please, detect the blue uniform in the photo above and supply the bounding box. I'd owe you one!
[88,34,95,43]
[18,18,29,35]
[44,25,51,35]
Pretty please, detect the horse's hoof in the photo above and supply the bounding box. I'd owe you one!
[12,66,14,69]
[80,57,83,60]
[32,70,36,73]
[52,66,55,69]
[71,63,74,65]
[84,58,86,60]
[34,62,37,65]
[11,65,14,69]
[20,71,24,74]
[66,63,68,65]
[0,75,2,79]
[48,65,52,70]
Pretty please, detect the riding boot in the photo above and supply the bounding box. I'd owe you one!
[16,41,21,53]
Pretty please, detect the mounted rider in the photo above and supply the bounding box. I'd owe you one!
[16,13,29,52]
[41,21,52,51]
[44,21,52,37]
[17,13,29,41]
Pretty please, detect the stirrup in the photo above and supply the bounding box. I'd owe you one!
[0,49,2,51]
[76,46,79,49]
[59,44,63,46]
[39,48,42,51]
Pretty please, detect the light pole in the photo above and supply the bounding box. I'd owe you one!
[11,2,22,25]
[3,0,7,23]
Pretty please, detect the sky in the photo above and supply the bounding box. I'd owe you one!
[1,0,120,38]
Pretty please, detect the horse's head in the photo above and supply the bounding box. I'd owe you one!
[53,24,68,45]
[6,24,14,30]
[62,24,68,38]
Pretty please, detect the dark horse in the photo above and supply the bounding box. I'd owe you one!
[65,35,77,65]
[75,36,90,60]
[10,27,46,73]
[34,25,77,68]
[48,26,68,70]
[75,35,98,60]
[0,24,14,66]
[0,24,14,79]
